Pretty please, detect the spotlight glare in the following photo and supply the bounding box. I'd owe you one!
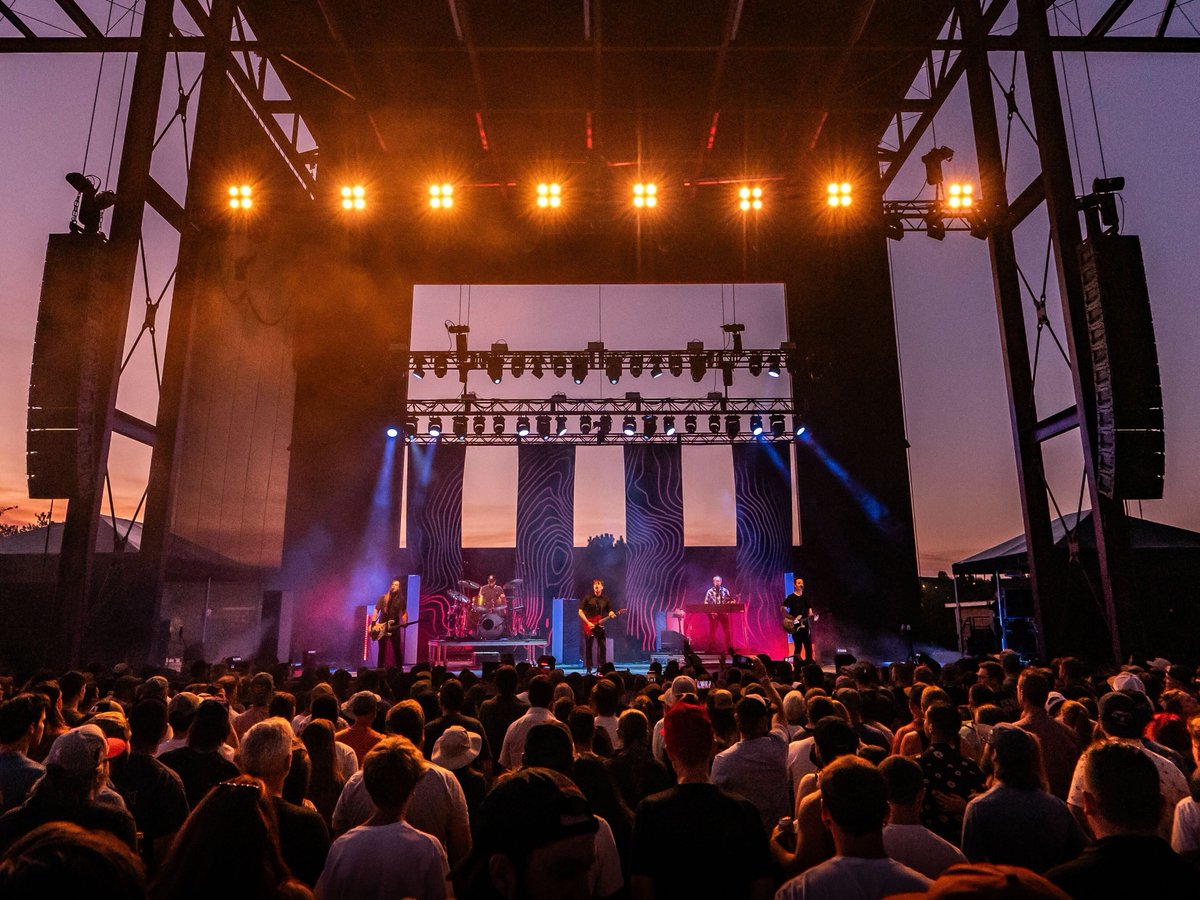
[516,416,530,437]
[537,183,562,209]
[622,415,636,436]
[428,417,442,437]
[664,415,676,437]
[828,181,852,207]
[633,183,658,210]
[227,184,253,210]
[750,414,764,436]
[650,356,663,379]
[386,426,399,439]
[429,183,454,210]
[767,355,781,377]
[556,415,568,437]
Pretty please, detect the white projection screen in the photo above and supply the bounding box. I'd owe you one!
[405,284,791,547]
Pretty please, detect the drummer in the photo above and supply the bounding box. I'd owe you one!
[477,574,506,610]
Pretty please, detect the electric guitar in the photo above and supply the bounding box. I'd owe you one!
[369,618,420,641]
[582,608,627,637]
[781,610,821,632]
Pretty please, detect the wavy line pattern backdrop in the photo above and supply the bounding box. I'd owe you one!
[406,443,465,637]
[624,445,686,650]
[516,445,576,635]
[734,443,794,657]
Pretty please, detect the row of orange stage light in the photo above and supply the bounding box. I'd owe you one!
[228,180,975,214]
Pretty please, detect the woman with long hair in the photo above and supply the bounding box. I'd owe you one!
[300,719,344,826]
[29,682,69,762]
[150,776,311,900]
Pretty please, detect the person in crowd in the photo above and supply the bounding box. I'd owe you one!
[711,662,791,833]
[1066,690,1188,840]
[300,719,345,827]
[237,718,330,889]
[478,665,529,770]
[331,699,471,868]
[632,702,774,900]
[315,736,448,899]
[605,708,671,810]
[571,753,635,881]
[707,689,740,753]
[453,767,599,900]
[591,680,622,750]
[110,699,189,874]
[1048,741,1196,897]
[499,674,570,771]
[431,724,486,820]
[159,698,240,809]
[334,691,383,766]
[1170,713,1200,855]
[58,672,88,727]
[651,675,697,764]
[1056,699,1094,750]
[569,706,603,761]
[0,724,136,853]
[781,690,808,741]
[309,694,357,780]
[961,724,1084,872]
[0,693,47,814]
[232,672,276,739]
[834,688,891,751]
[918,703,986,845]
[0,822,146,899]
[787,695,841,800]
[1015,669,1082,801]
[29,682,70,762]
[150,775,312,900]
[783,716,862,875]
[776,756,931,899]
[890,684,927,757]
[155,692,201,758]
[422,678,492,773]
[898,686,953,757]
[878,755,966,878]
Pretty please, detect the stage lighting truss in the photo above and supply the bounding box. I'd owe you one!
[400,397,797,445]
[879,197,984,241]
[405,345,801,382]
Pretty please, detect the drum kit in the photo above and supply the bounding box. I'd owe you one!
[447,578,524,639]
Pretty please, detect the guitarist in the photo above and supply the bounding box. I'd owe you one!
[372,578,408,668]
[578,579,615,673]
[782,577,818,666]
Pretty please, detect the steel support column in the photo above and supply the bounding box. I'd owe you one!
[959,0,1056,659]
[136,0,236,663]
[51,0,174,667]
[1017,0,1136,662]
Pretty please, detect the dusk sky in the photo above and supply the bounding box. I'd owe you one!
[1,4,1197,575]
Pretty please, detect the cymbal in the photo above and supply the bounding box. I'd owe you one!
[458,579,480,593]
[448,590,469,604]
[503,578,523,591]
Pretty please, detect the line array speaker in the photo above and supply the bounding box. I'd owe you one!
[1078,233,1165,500]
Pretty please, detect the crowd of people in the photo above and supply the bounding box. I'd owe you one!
[0,647,1198,898]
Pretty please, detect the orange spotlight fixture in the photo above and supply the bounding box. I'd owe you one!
[227,184,252,210]
[429,183,454,209]
[947,182,974,209]
[827,181,852,207]
[738,185,763,211]
[340,185,366,210]
[536,182,562,208]
[633,182,657,209]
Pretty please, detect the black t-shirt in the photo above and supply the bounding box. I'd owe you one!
[632,783,772,899]
[580,593,613,623]
[158,745,240,809]
[112,753,190,848]
[273,795,331,887]
[0,799,138,855]
[1047,835,1197,898]
[783,592,812,620]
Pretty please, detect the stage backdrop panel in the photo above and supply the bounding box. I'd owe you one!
[624,444,686,651]
[734,442,795,657]
[682,445,737,546]
[516,445,576,637]
[406,442,466,638]
[573,445,627,547]
[462,445,518,547]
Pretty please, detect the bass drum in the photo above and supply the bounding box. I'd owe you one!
[476,611,506,639]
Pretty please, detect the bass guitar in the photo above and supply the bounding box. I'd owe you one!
[582,607,627,637]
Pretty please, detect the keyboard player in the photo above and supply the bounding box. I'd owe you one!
[703,575,734,654]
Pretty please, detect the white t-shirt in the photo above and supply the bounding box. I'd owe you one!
[315,820,449,900]
[499,707,568,770]
[882,823,967,879]
[775,855,931,900]
[787,737,818,801]
[334,741,359,780]
[592,815,623,898]
[1067,741,1189,839]
[595,714,621,750]
[1172,796,1200,854]
[332,762,472,866]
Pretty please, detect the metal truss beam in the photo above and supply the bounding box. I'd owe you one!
[402,432,792,446]
[403,397,795,416]
[403,346,798,378]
